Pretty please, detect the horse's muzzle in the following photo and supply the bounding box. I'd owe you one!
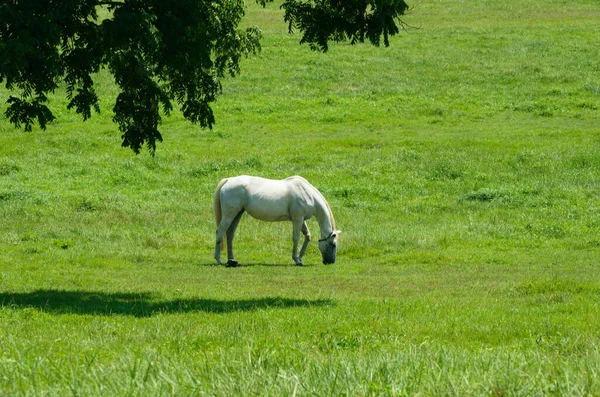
[321,249,337,265]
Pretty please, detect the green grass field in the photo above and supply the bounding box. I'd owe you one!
[1,0,599,395]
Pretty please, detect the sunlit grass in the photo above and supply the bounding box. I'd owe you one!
[1,0,599,395]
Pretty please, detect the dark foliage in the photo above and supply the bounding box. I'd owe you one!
[0,0,408,154]
[282,0,409,51]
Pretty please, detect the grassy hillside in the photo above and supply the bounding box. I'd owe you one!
[1,0,599,395]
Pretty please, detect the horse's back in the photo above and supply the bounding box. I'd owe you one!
[219,175,315,222]
[219,176,291,221]
[223,175,287,197]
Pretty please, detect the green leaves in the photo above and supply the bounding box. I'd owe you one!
[0,0,409,153]
[0,0,98,132]
[5,96,56,132]
[281,0,410,51]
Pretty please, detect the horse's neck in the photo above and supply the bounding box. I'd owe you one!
[296,178,334,238]
[313,195,335,239]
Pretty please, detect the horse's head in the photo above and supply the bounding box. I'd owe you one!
[318,230,341,264]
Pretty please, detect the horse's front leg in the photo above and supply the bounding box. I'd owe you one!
[291,218,304,266]
[298,221,311,263]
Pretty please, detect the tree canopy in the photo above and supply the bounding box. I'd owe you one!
[0,0,409,154]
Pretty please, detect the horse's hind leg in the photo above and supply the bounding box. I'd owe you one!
[215,215,236,266]
[225,210,244,267]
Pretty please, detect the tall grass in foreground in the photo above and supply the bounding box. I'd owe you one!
[1,0,599,395]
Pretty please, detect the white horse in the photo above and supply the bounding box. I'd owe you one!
[213,175,340,267]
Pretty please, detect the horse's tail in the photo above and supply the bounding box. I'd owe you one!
[214,178,229,252]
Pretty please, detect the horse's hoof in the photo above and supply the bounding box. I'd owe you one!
[295,262,304,266]
[226,260,239,268]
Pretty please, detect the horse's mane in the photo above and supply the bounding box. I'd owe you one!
[299,177,335,230]
[320,192,336,230]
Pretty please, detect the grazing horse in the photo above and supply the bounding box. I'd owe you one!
[213,175,340,267]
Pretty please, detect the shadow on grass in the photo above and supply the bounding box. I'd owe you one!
[236,262,304,267]
[0,289,332,317]
[198,262,303,267]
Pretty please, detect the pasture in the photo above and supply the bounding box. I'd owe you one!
[1,0,599,395]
